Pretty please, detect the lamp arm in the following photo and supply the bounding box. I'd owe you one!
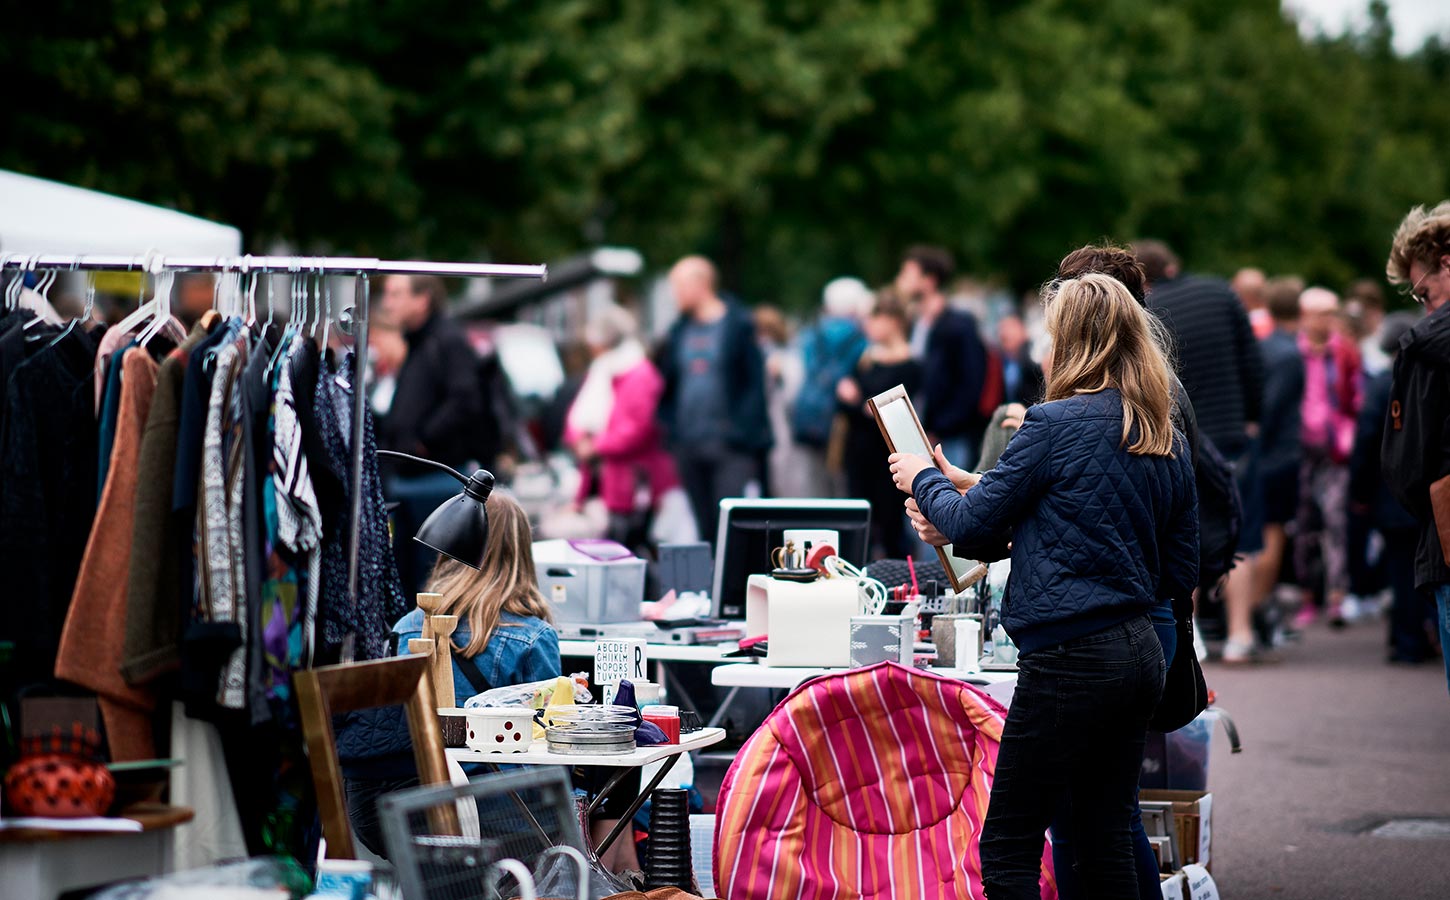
[375,449,470,487]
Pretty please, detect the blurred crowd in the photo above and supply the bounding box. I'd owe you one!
[364,230,1447,672]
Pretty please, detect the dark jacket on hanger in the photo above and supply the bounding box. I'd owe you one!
[0,325,100,689]
[378,313,484,470]
[305,344,409,663]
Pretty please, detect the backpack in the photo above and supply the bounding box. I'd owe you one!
[792,321,866,447]
[1194,434,1243,587]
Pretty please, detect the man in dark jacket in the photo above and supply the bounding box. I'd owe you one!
[658,255,770,546]
[1254,277,1306,643]
[378,275,486,468]
[378,275,487,592]
[1353,313,1431,663]
[1138,239,1266,663]
[1382,201,1450,692]
[898,245,988,468]
[996,313,1044,406]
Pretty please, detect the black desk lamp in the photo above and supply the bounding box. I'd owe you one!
[376,450,495,569]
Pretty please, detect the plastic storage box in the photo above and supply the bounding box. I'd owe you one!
[534,539,647,624]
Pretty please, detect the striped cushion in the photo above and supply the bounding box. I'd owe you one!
[714,662,1055,900]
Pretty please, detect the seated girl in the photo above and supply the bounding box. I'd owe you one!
[342,493,559,855]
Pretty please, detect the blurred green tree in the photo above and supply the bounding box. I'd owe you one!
[3,0,1447,306]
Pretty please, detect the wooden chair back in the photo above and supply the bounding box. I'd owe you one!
[295,654,458,859]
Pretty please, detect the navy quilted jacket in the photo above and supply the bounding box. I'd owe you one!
[913,389,1199,656]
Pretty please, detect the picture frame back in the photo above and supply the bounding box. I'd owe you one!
[867,383,985,594]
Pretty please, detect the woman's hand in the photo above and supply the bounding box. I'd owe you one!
[1001,402,1028,431]
[932,443,980,493]
[836,377,861,406]
[888,452,933,493]
[574,435,596,462]
[906,498,949,546]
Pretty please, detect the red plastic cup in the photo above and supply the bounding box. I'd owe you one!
[641,704,680,744]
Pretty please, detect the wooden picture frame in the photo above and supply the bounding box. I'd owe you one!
[867,384,986,594]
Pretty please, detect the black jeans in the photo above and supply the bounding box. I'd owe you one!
[674,445,757,547]
[981,616,1165,900]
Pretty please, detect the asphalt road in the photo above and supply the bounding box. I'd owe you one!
[1204,614,1450,899]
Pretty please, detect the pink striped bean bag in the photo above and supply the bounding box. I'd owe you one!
[713,662,1055,900]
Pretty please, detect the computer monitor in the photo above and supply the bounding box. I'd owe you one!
[710,498,871,620]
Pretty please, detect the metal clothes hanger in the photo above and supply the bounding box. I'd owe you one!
[21,257,64,331]
[41,263,95,352]
[265,264,302,379]
[113,251,166,337]
[138,269,175,348]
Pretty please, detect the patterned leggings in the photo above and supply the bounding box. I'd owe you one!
[1294,451,1350,603]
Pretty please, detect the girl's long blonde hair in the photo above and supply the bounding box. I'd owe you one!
[424,493,554,657]
[1043,273,1177,457]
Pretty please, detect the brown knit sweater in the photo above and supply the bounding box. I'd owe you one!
[56,348,161,761]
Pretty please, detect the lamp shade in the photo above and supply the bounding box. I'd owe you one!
[414,491,490,568]
[376,449,496,570]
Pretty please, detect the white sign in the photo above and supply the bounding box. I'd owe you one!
[1160,872,1185,900]
[1197,793,1212,868]
[594,639,648,703]
[1182,864,1218,900]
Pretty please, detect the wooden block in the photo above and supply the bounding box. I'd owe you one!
[407,638,435,658]
[417,593,444,643]
[428,615,459,708]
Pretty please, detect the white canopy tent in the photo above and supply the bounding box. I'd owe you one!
[0,169,241,257]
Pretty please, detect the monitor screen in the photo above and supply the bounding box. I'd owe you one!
[710,499,871,620]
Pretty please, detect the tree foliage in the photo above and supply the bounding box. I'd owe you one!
[4,0,1448,305]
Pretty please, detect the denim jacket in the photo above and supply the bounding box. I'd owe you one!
[337,611,560,775]
[392,610,561,707]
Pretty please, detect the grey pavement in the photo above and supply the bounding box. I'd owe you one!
[1205,613,1450,899]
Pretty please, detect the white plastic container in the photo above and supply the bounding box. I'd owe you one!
[465,708,534,753]
[533,539,647,624]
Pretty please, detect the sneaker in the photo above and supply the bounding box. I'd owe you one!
[1293,606,1318,629]
[1219,640,1281,665]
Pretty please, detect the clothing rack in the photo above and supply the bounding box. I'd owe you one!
[1,252,547,660]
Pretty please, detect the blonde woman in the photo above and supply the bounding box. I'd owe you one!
[342,493,559,857]
[393,492,559,695]
[890,274,1199,899]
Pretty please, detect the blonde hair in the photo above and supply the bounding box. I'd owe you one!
[1043,273,1177,457]
[1387,201,1450,283]
[424,493,553,657]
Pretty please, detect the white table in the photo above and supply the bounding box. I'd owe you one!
[447,726,725,767]
[0,805,191,899]
[711,663,1017,690]
[448,727,725,854]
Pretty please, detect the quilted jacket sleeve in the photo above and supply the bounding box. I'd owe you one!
[913,406,1053,547]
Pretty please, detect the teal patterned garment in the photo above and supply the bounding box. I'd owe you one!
[261,345,321,700]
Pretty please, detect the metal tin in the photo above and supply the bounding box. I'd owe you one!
[545,724,636,755]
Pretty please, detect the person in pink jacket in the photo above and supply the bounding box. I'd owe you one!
[565,305,680,547]
[1295,287,1364,628]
